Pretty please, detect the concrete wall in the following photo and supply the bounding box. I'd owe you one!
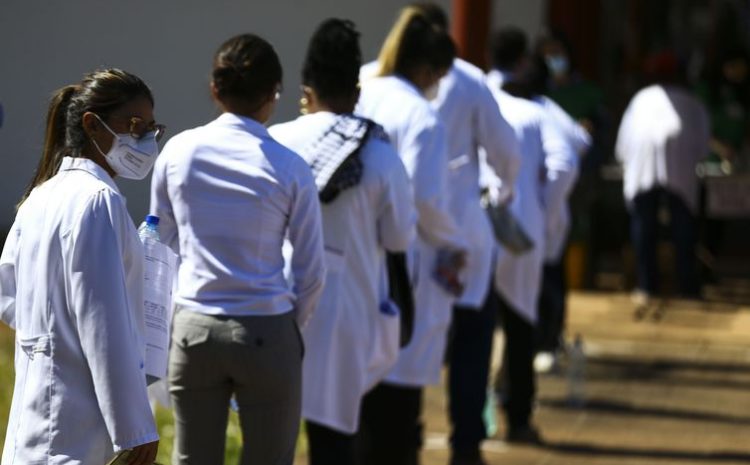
[0,0,544,230]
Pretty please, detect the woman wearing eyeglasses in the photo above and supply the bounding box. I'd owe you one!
[0,68,163,465]
[149,33,325,465]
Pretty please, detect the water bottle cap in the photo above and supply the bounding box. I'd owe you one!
[145,215,160,226]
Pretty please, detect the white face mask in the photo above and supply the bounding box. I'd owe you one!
[545,55,569,77]
[423,81,440,101]
[92,115,159,180]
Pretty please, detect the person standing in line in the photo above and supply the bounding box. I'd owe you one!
[269,18,416,465]
[356,7,468,465]
[149,34,325,465]
[525,55,590,373]
[0,69,162,465]
[484,26,578,444]
[616,52,709,306]
[379,4,521,465]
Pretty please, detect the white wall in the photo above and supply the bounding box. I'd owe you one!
[0,0,450,228]
[0,0,545,231]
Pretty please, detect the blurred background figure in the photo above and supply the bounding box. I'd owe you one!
[485,26,577,445]
[403,4,521,465]
[524,53,590,373]
[695,46,750,169]
[269,18,415,465]
[615,51,710,307]
[356,6,466,465]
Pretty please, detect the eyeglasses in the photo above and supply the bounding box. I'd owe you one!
[107,115,167,141]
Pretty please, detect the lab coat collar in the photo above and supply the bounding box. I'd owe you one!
[212,112,271,139]
[58,156,121,194]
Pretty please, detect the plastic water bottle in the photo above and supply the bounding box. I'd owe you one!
[567,334,586,407]
[482,388,498,437]
[138,214,161,243]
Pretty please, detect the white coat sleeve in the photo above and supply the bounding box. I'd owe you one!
[615,101,636,165]
[68,191,158,451]
[541,114,579,238]
[377,145,417,252]
[149,143,179,253]
[0,222,19,329]
[544,97,592,156]
[402,121,467,250]
[288,167,326,327]
[475,82,521,188]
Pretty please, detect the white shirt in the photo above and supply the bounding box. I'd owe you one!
[484,72,577,323]
[431,59,521,307]
[357,74,465,386]
[1,157,157,464]
[616,84,709,212]
[150,112,325,324]
[270,111,416,433]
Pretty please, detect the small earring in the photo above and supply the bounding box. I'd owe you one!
[299,96,309,115]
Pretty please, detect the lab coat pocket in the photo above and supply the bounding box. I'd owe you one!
[171,323,210,350]
[14,334,53,460]
[365,301,401,390]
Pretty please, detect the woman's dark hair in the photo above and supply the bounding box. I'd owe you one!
[376,6,456,77]
[20,68,153,204]
[491,26,528,71]
[411,2,449,30]
[212,33,283,109]
[302,19,361,102]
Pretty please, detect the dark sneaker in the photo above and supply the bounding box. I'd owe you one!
[506,425,543,445]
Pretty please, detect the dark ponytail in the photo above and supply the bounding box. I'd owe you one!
[20,85,79,203]
[19,69,153,206]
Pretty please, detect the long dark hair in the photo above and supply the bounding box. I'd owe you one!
[20,69,153,204]
[302,19,361,103]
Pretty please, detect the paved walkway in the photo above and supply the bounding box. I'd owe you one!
[416,293,750,465]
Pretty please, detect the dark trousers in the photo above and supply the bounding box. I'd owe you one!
[494,296,536,428]
[305,421,356,465]
[536,261,566,352]
[447,293,498,455]
[631,187,699,296]
[358,383,422,465]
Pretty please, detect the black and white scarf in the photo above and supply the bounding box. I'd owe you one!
[298,114,387,203]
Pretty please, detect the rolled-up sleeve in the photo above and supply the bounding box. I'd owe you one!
[288,168,326,327]
[68,191,158,451]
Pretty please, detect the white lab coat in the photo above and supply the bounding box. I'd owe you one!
[0,157,157,465]
[616,84,710,213]
[484,72,577,323]
[270,111,416,433]
[357,75,467,386]
[431,59,521,308]
[534,95,587,261]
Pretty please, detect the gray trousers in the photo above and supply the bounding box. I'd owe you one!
[169,308,303,465]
